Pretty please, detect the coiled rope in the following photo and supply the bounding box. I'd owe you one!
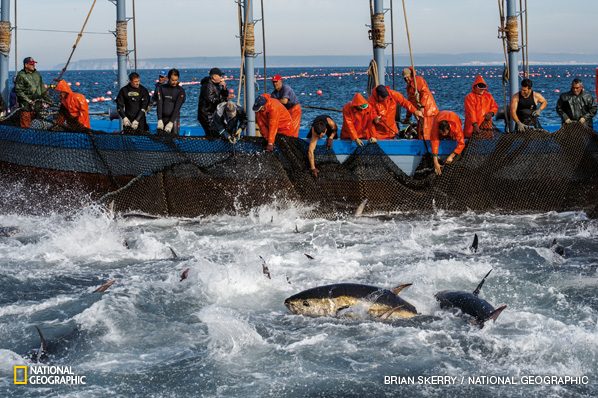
[0,21,11,55]
[116,21,128,56]
[371,13,386,48]
[506,16,519,52]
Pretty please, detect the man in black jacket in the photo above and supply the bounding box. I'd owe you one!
[198,67,229,137]
[556,79,597,128]
[116,72,150,133]
[211,101,247,143]
[156,69,186,135]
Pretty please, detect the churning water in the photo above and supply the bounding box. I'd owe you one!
[0,203,596,397]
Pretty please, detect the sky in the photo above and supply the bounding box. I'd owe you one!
[9,0,598,68]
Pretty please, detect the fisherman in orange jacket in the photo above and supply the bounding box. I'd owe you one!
[402,67,439,139]
[340,93,376,146]
[253,93,293,152]
[464,75,499,138]
[54,79,90,129]
[271,74,302,137]
[368,85,423,140]
[430,111,465,175]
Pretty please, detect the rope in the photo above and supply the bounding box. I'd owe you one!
[371,13,386,48]
[390,0,396,90]
[14,0,17,73]
[132,0,138,71]
[506,16,519,52]
[519,0,529,77]
[244,20,256,56]
[302,104,342,113]
[55,0,98,82]
[0,21,11,55]
[401,0,420,106]
[367,59,379,95]
[116,21,128,56]
[260,0,267,93]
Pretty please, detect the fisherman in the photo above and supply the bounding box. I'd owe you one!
[253,93,293,152]
[151,70,168,107]
[401,67,439,139]
[368,85,423,139]
[198,67,229,137]
[116,72,150,133]
[464,75,499,139]
[510,78,547,131]
[271,74,302,137]
[340,93,376,146]
[156,68,186,135]
[307,115,337,178]
[54,79,90,129]
[430,111,465,176]
[211,100,247,143]
[556,79,597,129]
[15,57,52,128]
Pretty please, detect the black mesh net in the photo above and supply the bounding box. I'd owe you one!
[0,114,597,218]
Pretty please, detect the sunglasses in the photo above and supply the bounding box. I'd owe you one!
[476,84,487,89]
[359,103,369,109]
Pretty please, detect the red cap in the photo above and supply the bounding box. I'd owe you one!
[272,74,282,82]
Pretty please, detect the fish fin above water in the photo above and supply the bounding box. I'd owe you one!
[93,279,115,293]
[473,269,493,296]
[169,246,178,259]
[354,199,368,217]
[34,326,48,362]
[479,304,507,327]
[304,253,315,260]
[378,305,407,320]
[391,283,412,295]
[470,233,479,253]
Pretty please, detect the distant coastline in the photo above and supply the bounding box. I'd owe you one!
[48,53,597,71]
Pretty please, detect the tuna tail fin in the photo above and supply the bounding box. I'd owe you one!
[473,269,493,296]
[354,199,368,217]
[479,304,507,327]
[391,283,412,295]
[34,326,48,362]
[470,233,479,253]
[379,305,406,320]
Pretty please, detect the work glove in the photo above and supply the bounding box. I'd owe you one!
[311,168,319,178]
[355,138,364,147]
[131,120,139,130]
[122,117,131,127]
[516,121,526,132]
[579,117,586,124]
[414,91,420,103]
[326,137,333,150]
[164,122,174,133]
[266,143,274,152]
[369,137,377,144]
[157,120,164,130]
[531,110,541,117]
[235,128,242,140]
[564,119,572,124]
[484,112,494,121]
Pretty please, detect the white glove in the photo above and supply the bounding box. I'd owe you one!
[157,120,164,130]
[369,137,377,144]
[164,122,174,133]
[123,117,131,127]
[131,120,139,130]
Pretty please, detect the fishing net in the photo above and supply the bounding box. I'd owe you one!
[0,112,597,217]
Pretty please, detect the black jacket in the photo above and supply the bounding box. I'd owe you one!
[198,76,228,133]
[210,102,247,139]
[156,84,186,123]
[116,83,150,131]
[556,89,597,127]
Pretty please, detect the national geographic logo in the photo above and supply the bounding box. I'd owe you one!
[13,365,86,385]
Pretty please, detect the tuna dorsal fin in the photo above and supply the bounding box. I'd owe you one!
[391,283,412,295]
[470,234,479,253]
[34,326,48,361]
[473,269,493,296]
[354,199,368,217]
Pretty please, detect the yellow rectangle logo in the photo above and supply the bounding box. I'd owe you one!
[14,365,28,385]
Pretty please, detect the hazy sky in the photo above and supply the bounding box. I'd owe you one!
[10,0,598,68]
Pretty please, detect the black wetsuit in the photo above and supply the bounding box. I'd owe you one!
[116,83,150,132]
[198,77,228,136]
[156,84,186,135]
[516,91,541,128]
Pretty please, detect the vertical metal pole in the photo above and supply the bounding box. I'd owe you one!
[132,0,137,71]
[506,0,519,103]
[373,0,385,86]
[244,0,255,136]
[389,0,395,90]
[116,0,128,89]
[0,0,10,105]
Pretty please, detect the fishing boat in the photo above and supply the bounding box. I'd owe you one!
[0,0,597,218]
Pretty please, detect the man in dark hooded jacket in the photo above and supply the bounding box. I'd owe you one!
[116,72,150,133]
[198,67,229,137]
[556,79,597,129]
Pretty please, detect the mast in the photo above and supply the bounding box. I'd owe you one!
[243,0,255,136]
[114,0,128,90]
[506,0,519,116]
[372,0,386,86]
[0,0,10,105]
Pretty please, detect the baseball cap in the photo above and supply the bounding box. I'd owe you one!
[23,57,37,65]
[159,70,167,77]
[252,95,267,111]
[272,74,282,82]
[209,67,223,77]
[375,85,389,99]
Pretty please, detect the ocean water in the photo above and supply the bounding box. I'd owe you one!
[29,65,598,131]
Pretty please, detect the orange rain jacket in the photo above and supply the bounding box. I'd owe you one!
[368,86,418,139]
[255,94,293,145]
[405,68,439,139]
[430,110,465,156]
[55,80,90,128]
[340,93,375,140]
[288,104,302,137]
[464,75,499,137]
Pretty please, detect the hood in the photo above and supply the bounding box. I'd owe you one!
[200,76,211,85]
[55,80,73,94]
[471,75,488,91]
[350,93,368,107]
